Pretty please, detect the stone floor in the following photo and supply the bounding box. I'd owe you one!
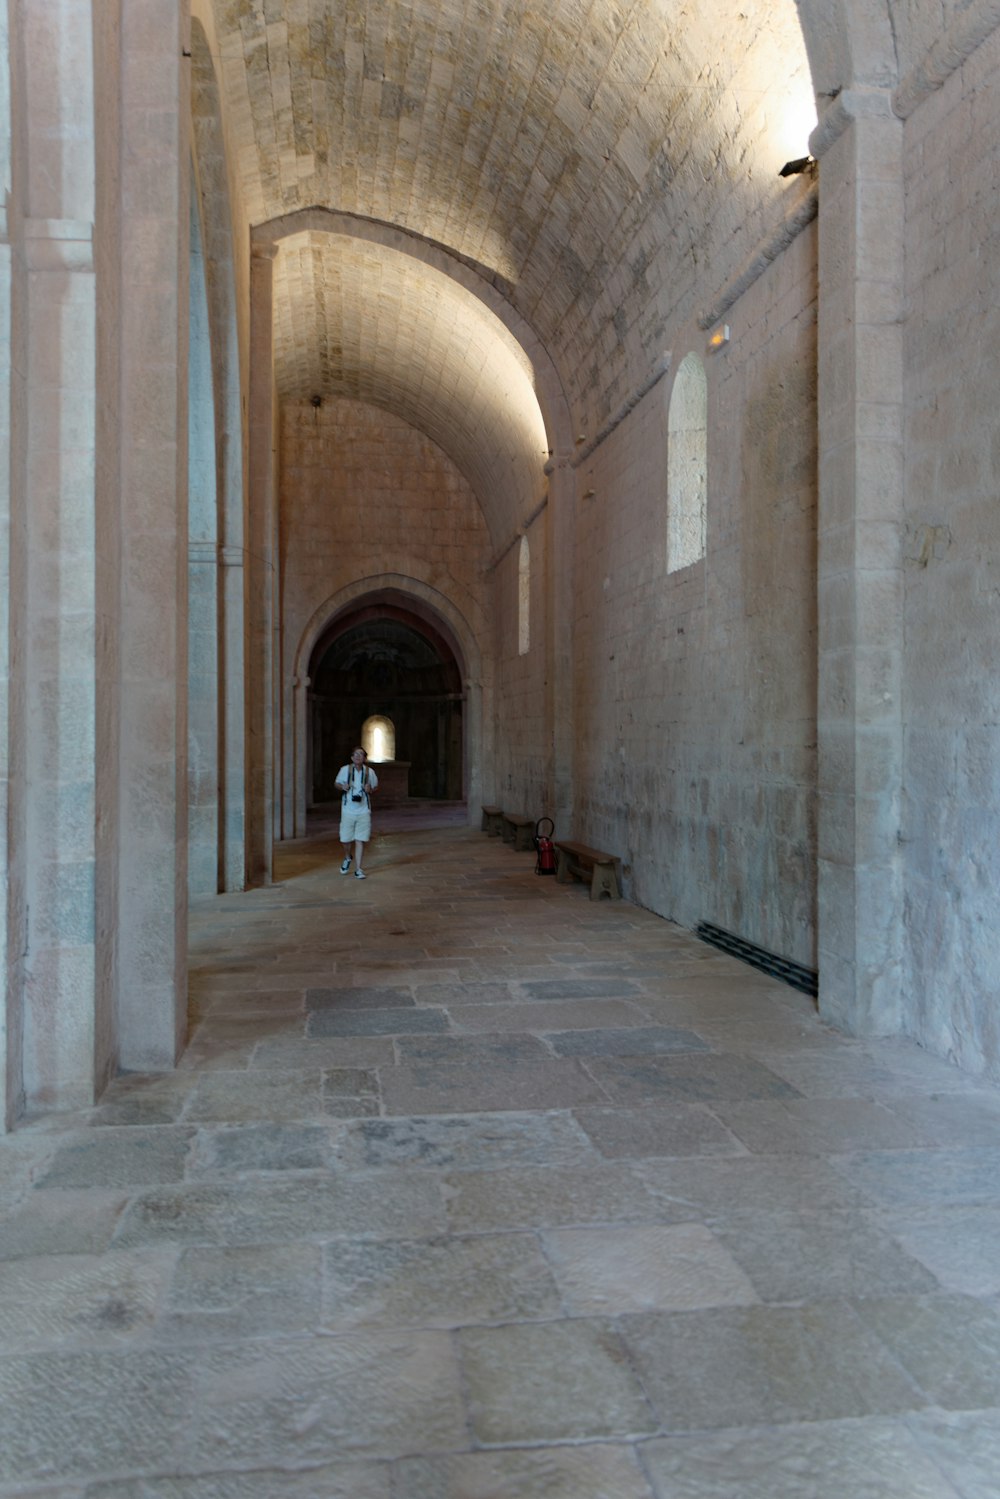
[2,814,1000,1497]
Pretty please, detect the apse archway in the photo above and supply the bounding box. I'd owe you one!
[292,577,488,836]
[309,607,464,809]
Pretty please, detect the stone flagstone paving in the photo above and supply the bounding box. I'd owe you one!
[2,813,1000,1496]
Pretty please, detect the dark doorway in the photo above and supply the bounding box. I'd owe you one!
[308,606,464,807]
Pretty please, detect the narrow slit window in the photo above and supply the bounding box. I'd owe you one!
[667,353,708,572]
[362,714,395,762]
[518,534,530,655]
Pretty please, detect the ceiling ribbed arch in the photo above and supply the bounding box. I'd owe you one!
[794,0,897,94]
[211,0,819,433]
[272,230,549,545]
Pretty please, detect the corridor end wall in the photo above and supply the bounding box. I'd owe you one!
[278,396,493,819]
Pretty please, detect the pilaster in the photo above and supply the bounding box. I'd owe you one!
[292,674,309,838]
[545,454,575,834]
[246,241,277,884]
[0,206,12,1125]
[188,193,219,897]
[0,0,18,1125]
[219,543,247,889]
[10,0,101,1114]
[812,93,905,1034]
[116,0,190,1070]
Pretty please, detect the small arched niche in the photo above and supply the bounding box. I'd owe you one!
[362,714,396,762]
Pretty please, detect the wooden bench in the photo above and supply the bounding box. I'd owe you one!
[481,804,504,837]
[502,812,535,852]
[554,840,622,900]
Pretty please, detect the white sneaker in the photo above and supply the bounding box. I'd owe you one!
[340,857,351,874]
[354,869,366,879]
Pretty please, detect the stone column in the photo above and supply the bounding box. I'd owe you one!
[187,541,219,892]
[812,92,905,1035]
[219,542,247,889]
[545,456,575,834]
[116,1,190,1071]
[464,677,484,819]
[293,674,310,837]
[190,16,245,892]
[19,216,100,1108]
[273,596,283,848]
[5,0,103,1114]
[187,187,219,895]
[246,242,276,884]
[279,624,295,842]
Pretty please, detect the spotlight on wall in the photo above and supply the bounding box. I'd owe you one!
[310,393,322,408]
[707,325,731,354]
[779,155,816,177]
[582,488,596,499]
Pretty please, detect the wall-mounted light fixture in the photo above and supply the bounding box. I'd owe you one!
[707,325,731,354]
[582,488,596,499]
[779,155,816,178]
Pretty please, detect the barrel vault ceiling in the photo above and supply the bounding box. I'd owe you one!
[205,0,815,535]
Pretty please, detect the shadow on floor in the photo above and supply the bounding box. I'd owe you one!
[2,820,1000,1494]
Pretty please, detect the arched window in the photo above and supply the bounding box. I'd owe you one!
[362,715,395,762]
[518,534,530,655]
[667,353,707,572]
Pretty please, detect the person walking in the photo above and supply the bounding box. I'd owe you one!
[336,746,379,878]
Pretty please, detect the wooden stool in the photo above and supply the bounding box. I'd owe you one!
[481,804,504,836]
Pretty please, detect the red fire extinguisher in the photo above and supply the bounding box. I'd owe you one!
[534,817,556,875]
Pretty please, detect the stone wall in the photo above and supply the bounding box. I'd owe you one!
[278,396,493,803]
[901,26,1000,1078]
[891,0,997,82]
[573,228,819,967]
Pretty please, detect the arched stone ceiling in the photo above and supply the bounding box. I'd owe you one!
[273,231,549,543]
[794,0,895,96]
[210,0,817,433]
[317,619,450,676]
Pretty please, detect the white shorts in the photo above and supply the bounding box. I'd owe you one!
[340,802,372,843]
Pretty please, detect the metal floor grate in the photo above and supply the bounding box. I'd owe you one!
[696,921,818,998]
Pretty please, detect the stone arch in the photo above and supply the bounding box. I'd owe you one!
[794,0,898,99]
[256,210,576,861]
[292,576,490,835]
[251,207,575,466]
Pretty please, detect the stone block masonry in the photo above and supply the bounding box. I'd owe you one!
[899,23,1000,1078]
[279,396,492,658]
[573,229,819,969]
